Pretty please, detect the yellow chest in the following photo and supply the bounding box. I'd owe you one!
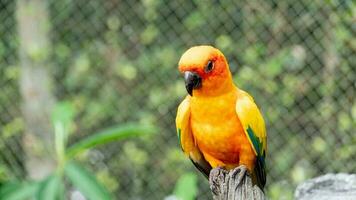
[190,91,249,164]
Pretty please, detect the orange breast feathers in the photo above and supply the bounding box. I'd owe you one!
[189,89,256,171]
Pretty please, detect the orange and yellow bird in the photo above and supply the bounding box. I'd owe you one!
[175,45,267,189]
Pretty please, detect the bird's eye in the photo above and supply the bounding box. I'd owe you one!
[205,60,214,73]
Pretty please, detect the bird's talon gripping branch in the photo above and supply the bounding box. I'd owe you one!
[231,166,248,185]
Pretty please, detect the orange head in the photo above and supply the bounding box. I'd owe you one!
[178,45,233,96]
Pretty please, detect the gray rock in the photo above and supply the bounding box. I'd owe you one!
[295,173,356,200]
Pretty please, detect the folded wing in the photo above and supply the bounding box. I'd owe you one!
[235,90,267,188]
[176,96,211,178]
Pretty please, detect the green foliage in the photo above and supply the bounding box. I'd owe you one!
[66,124,155,159]
[52,101,75,135]
[53,102,75,165]
[0,181,40,200]
[173,173,198,200]
[65,162,112,200]
[36,175,62,200]
[0,101,155,200]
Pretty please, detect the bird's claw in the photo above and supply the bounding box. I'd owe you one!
[230,165,248,186]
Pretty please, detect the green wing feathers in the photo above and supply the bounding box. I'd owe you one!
[236,90,267,188]
[246,126,266,158]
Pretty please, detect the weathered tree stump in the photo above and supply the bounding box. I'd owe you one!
[295,173,356,200]
[209,166,265,200]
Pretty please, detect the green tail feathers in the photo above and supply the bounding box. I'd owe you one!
[247,125,266,189]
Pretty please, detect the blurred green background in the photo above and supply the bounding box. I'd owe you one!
[0,0,355,199]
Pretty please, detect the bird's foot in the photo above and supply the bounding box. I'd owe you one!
[230,165,248,186]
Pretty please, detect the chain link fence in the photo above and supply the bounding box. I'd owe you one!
[0,0,355,199]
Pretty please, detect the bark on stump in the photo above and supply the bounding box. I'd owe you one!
[209,166,265,200]
[295,173,356,200]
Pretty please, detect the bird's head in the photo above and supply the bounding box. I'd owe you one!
[178,45,233,96]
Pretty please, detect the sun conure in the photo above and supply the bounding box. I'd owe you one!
[175,45,267,189]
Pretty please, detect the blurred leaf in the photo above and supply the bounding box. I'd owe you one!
[27,42,49,62]
[4,65,20,80]
[183,11,204,30]
[141,24,158,44]
[116,63,137,80]
[0,181,39,200]
[291,160,313,184]
[52,101,75,133]
[123,142,148,166]
[54,43,70,60]
[268,181,294,200]
[262,49,289,77]
[107,16,120,31]
[0,182,20,197]
[338,112,352,131]
[173,173,198,200]
[66,124,155,159]
[73,54,90,75]
[64,162,112,200]
[215,35,233,50]
[3,118,24,138]
[312,137,327,153]
[37,175,62,200]
[52,101,75,163]
[0,166,10,182]
[96,169,119,192]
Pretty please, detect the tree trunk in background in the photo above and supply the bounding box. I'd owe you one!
[16,0,56,179]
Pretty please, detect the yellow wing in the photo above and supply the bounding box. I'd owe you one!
[175,96,211,177]
[235,89,267,187]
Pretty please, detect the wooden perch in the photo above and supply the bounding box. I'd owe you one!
[209,166,265,200]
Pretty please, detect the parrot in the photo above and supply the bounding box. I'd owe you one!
[175,45,267,190]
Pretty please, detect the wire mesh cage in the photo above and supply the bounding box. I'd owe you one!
[0,0,355,199]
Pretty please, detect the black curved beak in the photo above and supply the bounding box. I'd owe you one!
[184,71,201,96]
